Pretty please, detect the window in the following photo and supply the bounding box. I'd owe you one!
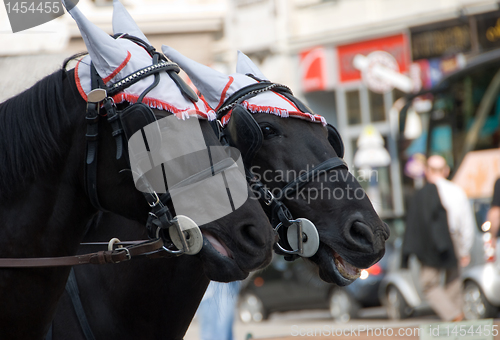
[346,90,361,125]
[369,90,385,122]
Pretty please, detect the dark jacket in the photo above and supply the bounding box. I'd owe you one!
[402,183,457,269]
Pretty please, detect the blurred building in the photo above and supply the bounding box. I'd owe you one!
[219,0,500,220]
[0,0,226,101]
[4,0,500,221]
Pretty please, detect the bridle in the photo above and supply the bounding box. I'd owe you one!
[84,33,205,258]
[0,34,208,268]
[212,76,348,261]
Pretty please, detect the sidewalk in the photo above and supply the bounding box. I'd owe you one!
[252,319,500,340]
[184,309,446,340]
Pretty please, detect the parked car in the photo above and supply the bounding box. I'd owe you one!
[461,198,500,319]
[378,198,490,320]
[237,244,393,323]
[462,243,500,319]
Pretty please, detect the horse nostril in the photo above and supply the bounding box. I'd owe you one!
[240,224,266,248]
[381,222,391,240]
[348,221,374,248]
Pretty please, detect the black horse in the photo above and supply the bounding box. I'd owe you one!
[48,4,388,340]
[50,110,390,340]
[163,46,390,285]
[49,71,390,340]
[246,113,388,282]
[0,44,274,340]
[0,67,147,340]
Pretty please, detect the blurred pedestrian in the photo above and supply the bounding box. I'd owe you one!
[197,281,241,340]
[487,177,500,246]
[402,155,474,322]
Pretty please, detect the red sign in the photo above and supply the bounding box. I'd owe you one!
[337,34,410,83]
[300,47,326,92]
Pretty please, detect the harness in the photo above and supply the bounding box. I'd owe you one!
[84,33,206,257]
[41,34,207,340]
[213,77,348,261]
[0,34,204,269]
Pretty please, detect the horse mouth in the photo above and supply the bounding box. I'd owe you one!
[202,231,233,259]
[332,249,361,280]
[198,230,249,282]
[311,243,361,286]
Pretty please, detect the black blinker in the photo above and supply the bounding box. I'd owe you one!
[225,104,263,169]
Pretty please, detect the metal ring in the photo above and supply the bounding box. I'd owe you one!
[156,226,186,255]
[274,219,302,255]
[275,242,300,255]
[273,219,300,232]
[107,238,122,251]
[162,245,183,255]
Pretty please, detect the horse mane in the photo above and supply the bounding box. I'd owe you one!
[0,68,72,201]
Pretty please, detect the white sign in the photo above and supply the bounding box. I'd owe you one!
[353,51,414,93]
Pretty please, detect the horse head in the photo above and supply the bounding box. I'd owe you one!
[162,47,390,286]
[64,0,274,281]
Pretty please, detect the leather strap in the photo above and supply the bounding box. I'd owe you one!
[66,268,96,340]
[104,98,124,160]
[0,239,164,267]
[85,63,107,212]
[281,157,348,197]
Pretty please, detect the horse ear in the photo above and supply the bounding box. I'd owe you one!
[161,45,231,109]
[62,0,129,80]
[112,0,150,44]
[235,50,268,81]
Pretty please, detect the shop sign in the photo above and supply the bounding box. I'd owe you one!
[412,54,466,90]
[337,34,409,83]
[452,149,500,199]
[476,10,500,52]
[299,47,327,92]
[410,19,471,61]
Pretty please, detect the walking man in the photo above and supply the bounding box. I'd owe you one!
[402,155,474,321]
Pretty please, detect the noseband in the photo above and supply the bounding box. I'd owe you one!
[213,77,348,260]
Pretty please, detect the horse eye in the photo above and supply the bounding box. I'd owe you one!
[261,125,278,139]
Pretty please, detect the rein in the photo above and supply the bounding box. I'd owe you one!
[0,238,165,267]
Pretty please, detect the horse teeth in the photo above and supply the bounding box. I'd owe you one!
[332,251,360,280]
